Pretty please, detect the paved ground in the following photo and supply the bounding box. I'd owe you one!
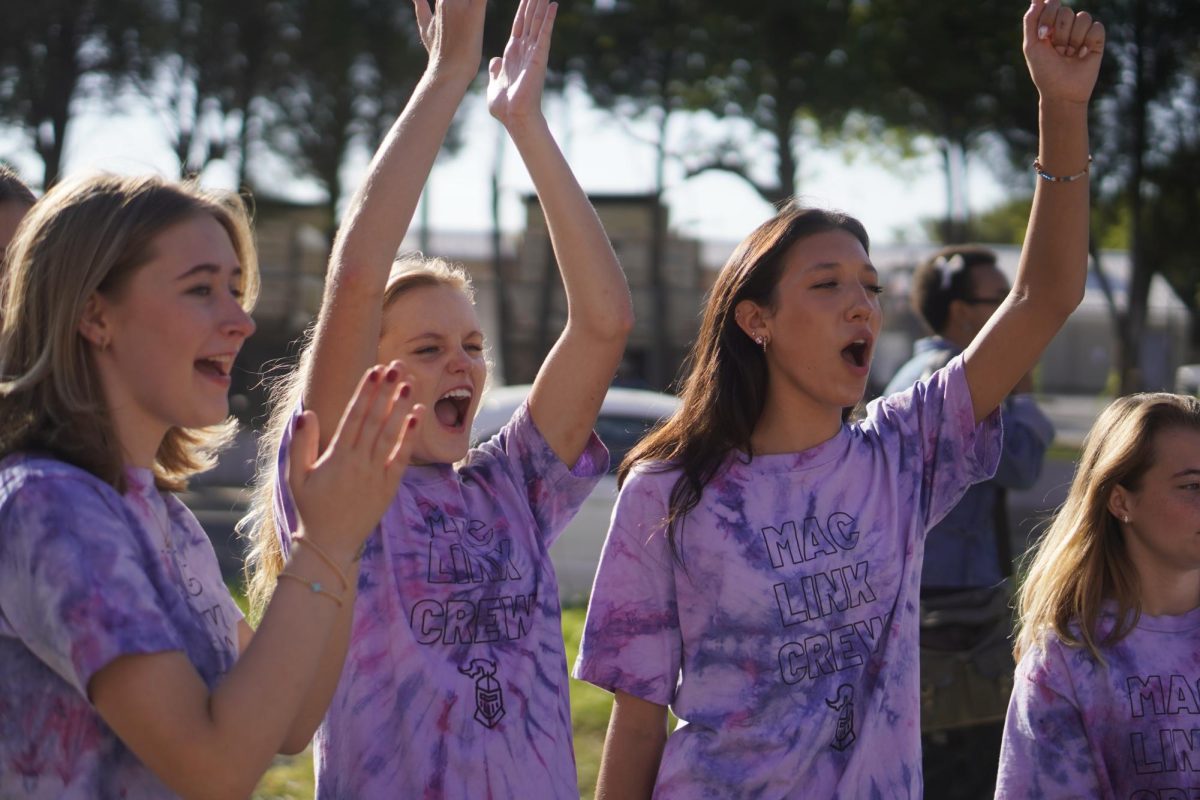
[188,394,1112,583]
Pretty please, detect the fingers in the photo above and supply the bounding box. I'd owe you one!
[1082,19,1105,58]
[512,0,528,38]
[1064,11,1091,55]
[330,365,385,450]
[367,362,416,462]
[286,410,319,495]
[534,1,557,58]
[489,56,503,79]
[413,0,433,42]
[387,405,427,474]
[1036,0,1061,43]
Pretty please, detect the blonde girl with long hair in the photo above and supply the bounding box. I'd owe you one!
[0,173,423,798]
[997,393,1200,798]
[242,0,632,796]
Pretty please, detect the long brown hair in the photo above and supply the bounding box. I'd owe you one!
[619,203,869,559]
[0,173,259,492]
[240,256,474,619]
[1015,393,1200,662]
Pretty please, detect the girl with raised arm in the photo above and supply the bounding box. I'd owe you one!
[997,393,1200,798]
[574,1,1104,796]
[0,174,422,799]
[242,0,632,796]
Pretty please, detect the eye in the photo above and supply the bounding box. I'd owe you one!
[466,342,484,354]
[813,281,838,290]
[187,285,212,297]
[865,285,884,296]
[230,285,245,300]
[415,345,439,356]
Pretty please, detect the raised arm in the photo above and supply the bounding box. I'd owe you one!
[91,365,423,799]
[305,0,485,449]
[963,0,1104,422]
[487,0,634,466]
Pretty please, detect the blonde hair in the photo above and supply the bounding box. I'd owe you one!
[1015,392,1200,662]
[0,173,260,493]
[240,255,473,619]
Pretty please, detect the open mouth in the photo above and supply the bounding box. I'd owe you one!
[195,355,233,380]
[841,339,870,369]
[434,387,472,430]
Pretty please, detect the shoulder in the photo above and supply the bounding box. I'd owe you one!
[0,454,118,515]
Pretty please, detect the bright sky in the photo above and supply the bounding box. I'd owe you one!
[0,81,1013,248]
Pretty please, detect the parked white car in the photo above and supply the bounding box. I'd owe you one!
[1176,364,1200,396]
[471,385,681,604]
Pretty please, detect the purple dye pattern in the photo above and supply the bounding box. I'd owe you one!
[997,606,1200,800]
[0,455,241,799]
[274,400,607,799]
[575,355,1002,799]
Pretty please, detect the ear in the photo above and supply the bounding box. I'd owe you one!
[77,292,112,349]
[734,298,770,342]
[1106,483,1132,525]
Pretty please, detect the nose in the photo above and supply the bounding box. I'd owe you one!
[846,283,876,322]
[447,344,471,373]
[221,295,256,340]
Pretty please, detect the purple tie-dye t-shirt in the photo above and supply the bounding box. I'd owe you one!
[997,605,1200,799]
[0,455,242,799]
[575,355,1002,799]
[274,400,607,799]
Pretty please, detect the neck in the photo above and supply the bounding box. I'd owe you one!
[940,329,971,352]
[750,390,844,455]
[1134,557,1200,617]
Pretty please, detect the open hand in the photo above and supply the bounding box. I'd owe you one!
[486,0,557,127]
[286,361,424,563]
[413,0,486,83]
[1023,0,1105,105]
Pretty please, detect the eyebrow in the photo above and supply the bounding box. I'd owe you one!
[405,330,485,343]
[1170,468,1200,479]
[809,261,878,276]
[176,263,243,281]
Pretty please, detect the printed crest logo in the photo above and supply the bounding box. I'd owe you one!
[460,658,505,729]
[825,683,857,751]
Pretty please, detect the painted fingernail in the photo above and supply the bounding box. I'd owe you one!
[400,384,411,399]
[408,417,417,429]
[1038,25,1049,39]
[295,415,306,431]
[368,369,380,383]
[1078,46,1089,58]
[385,367,399,383]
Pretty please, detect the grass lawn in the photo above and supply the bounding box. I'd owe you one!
[247,605,612,800]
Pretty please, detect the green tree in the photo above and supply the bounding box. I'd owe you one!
[858,0,1035,243]
[139,0,288,185]
[1084,0,1200,391]
[0,1,158,186]
[680,0,868,207]
[267,0,432,235]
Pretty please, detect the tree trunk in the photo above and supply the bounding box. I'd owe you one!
[1119,0,1150,394]
[490,123,514,385]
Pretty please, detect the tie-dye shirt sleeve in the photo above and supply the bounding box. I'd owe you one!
[996,640,1102,798]
[573,467,679,705]
[0,475,184,696]
[463,400,609,547]
[867,353,1003,530]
